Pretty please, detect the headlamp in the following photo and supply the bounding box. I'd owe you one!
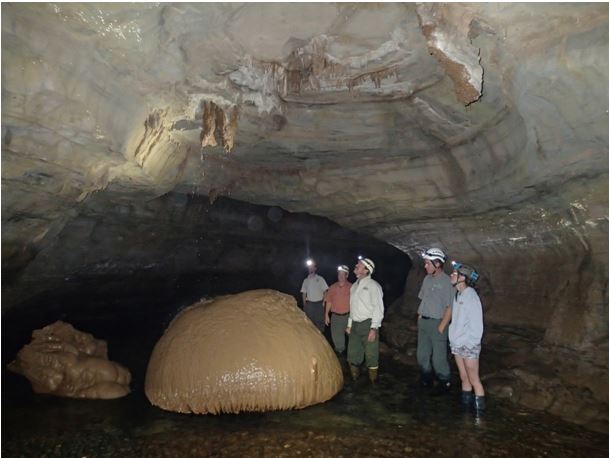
[306,259,314,267]
[451,260,479,282]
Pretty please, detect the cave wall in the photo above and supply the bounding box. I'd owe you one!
[1,4,607,362]
[1,191,410,378]
[2,191,410,315]
[395,191,608,358]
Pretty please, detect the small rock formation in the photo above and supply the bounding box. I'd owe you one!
[200,101,239,152]
[8,321,131,399]
[416,3,484,105]
[145,289,343,414]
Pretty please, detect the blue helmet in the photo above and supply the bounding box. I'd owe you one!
[451,261,479,285]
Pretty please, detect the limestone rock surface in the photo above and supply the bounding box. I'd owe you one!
[1,2,607,430]
[8,321,131,399]
[145,289,343,414]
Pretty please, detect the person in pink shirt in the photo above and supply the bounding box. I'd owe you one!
[324,265,352,355]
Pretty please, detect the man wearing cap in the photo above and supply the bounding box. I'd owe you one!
[324,265,352,355]
[301,259,329,333]
[417,248,454,394]
[346,257,384,384]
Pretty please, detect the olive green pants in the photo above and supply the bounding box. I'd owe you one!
[330,313,349,353]
[347,319,379,368]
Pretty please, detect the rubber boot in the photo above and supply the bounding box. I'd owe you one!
[474,395,486,412]
[461,390,474,407]
[368,367,378,385]
[432,379,451,396]
[349,364,360,381]
[420,371,434,388]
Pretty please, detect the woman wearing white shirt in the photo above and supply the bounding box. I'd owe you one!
[448,261,485,412]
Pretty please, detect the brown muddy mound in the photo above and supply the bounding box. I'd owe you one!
[8,321,131,399]
[145,289,343,414]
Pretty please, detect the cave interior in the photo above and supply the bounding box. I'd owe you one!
[1,2,608,454]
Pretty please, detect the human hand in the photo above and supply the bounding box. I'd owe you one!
[324,314,330,326]
[368,329,377,342]
[346,327,351,335]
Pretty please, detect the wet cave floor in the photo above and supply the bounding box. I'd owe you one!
[2,350,608,458]
[2,290,608,458]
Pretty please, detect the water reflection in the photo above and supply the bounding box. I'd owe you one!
[2,352,607,457]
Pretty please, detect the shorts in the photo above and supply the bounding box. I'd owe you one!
[451,344,481,359]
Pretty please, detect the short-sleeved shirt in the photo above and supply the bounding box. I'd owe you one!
[417,272,454,319]
[301,274,328,302]
[326,281,352,314]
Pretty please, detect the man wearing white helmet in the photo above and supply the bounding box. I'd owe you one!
[417,248,454,394]
[346,257,384,384]
[301,259,329,333]
[324,265,352,355]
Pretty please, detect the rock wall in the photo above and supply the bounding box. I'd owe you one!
[2,191,410,317]
[1,2,607,430]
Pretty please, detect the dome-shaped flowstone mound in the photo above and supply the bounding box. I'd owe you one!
[145,289,343,414]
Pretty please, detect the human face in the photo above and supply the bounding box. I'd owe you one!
[308,263,317,274]
[354,261,367,279]
[450,270,458,286]
[424,259,437,275]
[337,270,348,282]
[450,270,466,288]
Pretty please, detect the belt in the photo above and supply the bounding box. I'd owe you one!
[332,312,349,316]
[421,316,439,320]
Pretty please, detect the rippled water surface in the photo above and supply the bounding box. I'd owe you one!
[3,351,607,458]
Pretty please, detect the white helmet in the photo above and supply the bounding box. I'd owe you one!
[360,258,375,274]
[422,248,446,263]
[337,265,349,273]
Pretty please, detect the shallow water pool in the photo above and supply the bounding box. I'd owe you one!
[3,352,607,458]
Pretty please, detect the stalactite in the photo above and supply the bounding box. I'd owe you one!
[200,101,239,153]
[222,106,239,153]
[200,101,217,148]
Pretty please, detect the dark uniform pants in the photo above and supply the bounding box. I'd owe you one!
[305,300,325,333]
[416,317,450,381]
[347,319,379,368]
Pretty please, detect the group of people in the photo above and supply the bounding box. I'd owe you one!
[301,257,383,383]
[300,248,485,412]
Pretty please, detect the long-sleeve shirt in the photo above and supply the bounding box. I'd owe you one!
[448,287,483,348]
[348,276,384,329]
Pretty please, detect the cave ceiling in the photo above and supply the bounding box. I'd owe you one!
[2,3,608,258]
